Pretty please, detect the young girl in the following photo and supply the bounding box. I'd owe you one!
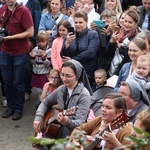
[40,69,62,101]
[30,30,51,99]
[51,20,71,71]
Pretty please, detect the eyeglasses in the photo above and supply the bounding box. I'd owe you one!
[60,73,75,79]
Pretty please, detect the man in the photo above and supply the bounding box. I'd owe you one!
[0,0,34,120]
[138,0,150,30]
[118,79,149,123]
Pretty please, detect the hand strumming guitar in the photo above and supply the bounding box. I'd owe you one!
[56,112,69,125]
[33,120,41,133]
[102,131,122,147]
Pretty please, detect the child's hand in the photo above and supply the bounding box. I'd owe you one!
[29,52,35,58]
[42,51,46,59]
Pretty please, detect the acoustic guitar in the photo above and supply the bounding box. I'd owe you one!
[35,105,78,139]
[84,111,129,150]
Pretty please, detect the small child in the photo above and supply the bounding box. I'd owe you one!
[92,69,107,92]
[40,69,62,101]
[30,30,51,99]
[129,55,150,99]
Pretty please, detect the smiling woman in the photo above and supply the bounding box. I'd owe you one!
[70,93,133,150]
[33,59,92,139]
[38,0,69,43]
[61,11,100,85]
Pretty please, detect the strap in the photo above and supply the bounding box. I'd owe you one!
[3,3,21,28]
[51,13,64,31]
[63,87,68,110]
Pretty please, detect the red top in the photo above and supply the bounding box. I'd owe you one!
[0,4,33,55]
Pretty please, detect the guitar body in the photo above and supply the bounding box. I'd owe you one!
[34,105,78,139]
[42,106,62,138]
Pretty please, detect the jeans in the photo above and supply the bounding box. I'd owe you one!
[24,54,33,94]
[0,52,27,112]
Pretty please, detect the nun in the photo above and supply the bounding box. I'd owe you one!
[33,59,92,138]
[119,79,149,123]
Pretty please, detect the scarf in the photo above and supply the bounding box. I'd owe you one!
[118,27,138,43]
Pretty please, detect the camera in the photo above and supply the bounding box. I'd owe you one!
[0,28,11,43]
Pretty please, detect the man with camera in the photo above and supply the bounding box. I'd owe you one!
[0,0,34,120]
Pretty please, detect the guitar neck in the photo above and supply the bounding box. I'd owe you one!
[84,125,110,150]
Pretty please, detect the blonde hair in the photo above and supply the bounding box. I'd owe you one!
[137,54,150,66]
[104,0,122,14]
[94,69,107,77]
[36,30,50,44]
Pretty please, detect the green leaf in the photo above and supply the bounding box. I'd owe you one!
[134,127,143,134]
[125,136,139,142]
[142,132,150,138]
[40,138,56,145]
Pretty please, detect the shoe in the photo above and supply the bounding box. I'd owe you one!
[2,109,15,118]
[25,92,30,101]
[2,100,7,107]
[12,111,22,120]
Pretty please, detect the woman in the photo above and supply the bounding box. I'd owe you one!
[61,11,99,84]
[93,9,116,70]
[33,59,92,138]
[70,93,133,150]
[38,0,69,41]
[114,37,146,92]
[104,0,122,15]
[106,8,140,77]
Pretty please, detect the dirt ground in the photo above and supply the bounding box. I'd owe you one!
[0,88,39,150]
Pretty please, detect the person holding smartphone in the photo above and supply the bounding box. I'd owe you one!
[61,11,99,85]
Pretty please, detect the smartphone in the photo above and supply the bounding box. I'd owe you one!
[93,20,106,28]
[68,26,75,35]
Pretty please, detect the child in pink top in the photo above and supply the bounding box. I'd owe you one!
[51,20,71,71]
[40,69,62,101]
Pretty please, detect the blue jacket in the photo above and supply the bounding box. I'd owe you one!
[114,62,131,92]
[39,11,68,39]
[61,28,99,77]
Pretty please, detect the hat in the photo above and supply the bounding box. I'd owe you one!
[126,79,149,106]
[68,59,93,96]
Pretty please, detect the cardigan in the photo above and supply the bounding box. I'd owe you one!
[51,37,63,71]
[70,116,133,149]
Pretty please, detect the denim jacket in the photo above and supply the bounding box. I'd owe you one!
[114,62,131,92]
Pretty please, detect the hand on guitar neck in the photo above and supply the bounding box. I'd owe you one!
[73,111,129,150]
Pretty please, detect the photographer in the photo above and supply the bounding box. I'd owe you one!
[0,0,34,120]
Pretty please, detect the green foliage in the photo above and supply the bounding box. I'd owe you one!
[29,136,68,146]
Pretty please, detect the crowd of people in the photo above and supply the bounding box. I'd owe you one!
[0,0,149,149]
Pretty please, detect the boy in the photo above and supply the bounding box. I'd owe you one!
[92,69,107,92]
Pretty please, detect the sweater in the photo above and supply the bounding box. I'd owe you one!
[70,116,133,149]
